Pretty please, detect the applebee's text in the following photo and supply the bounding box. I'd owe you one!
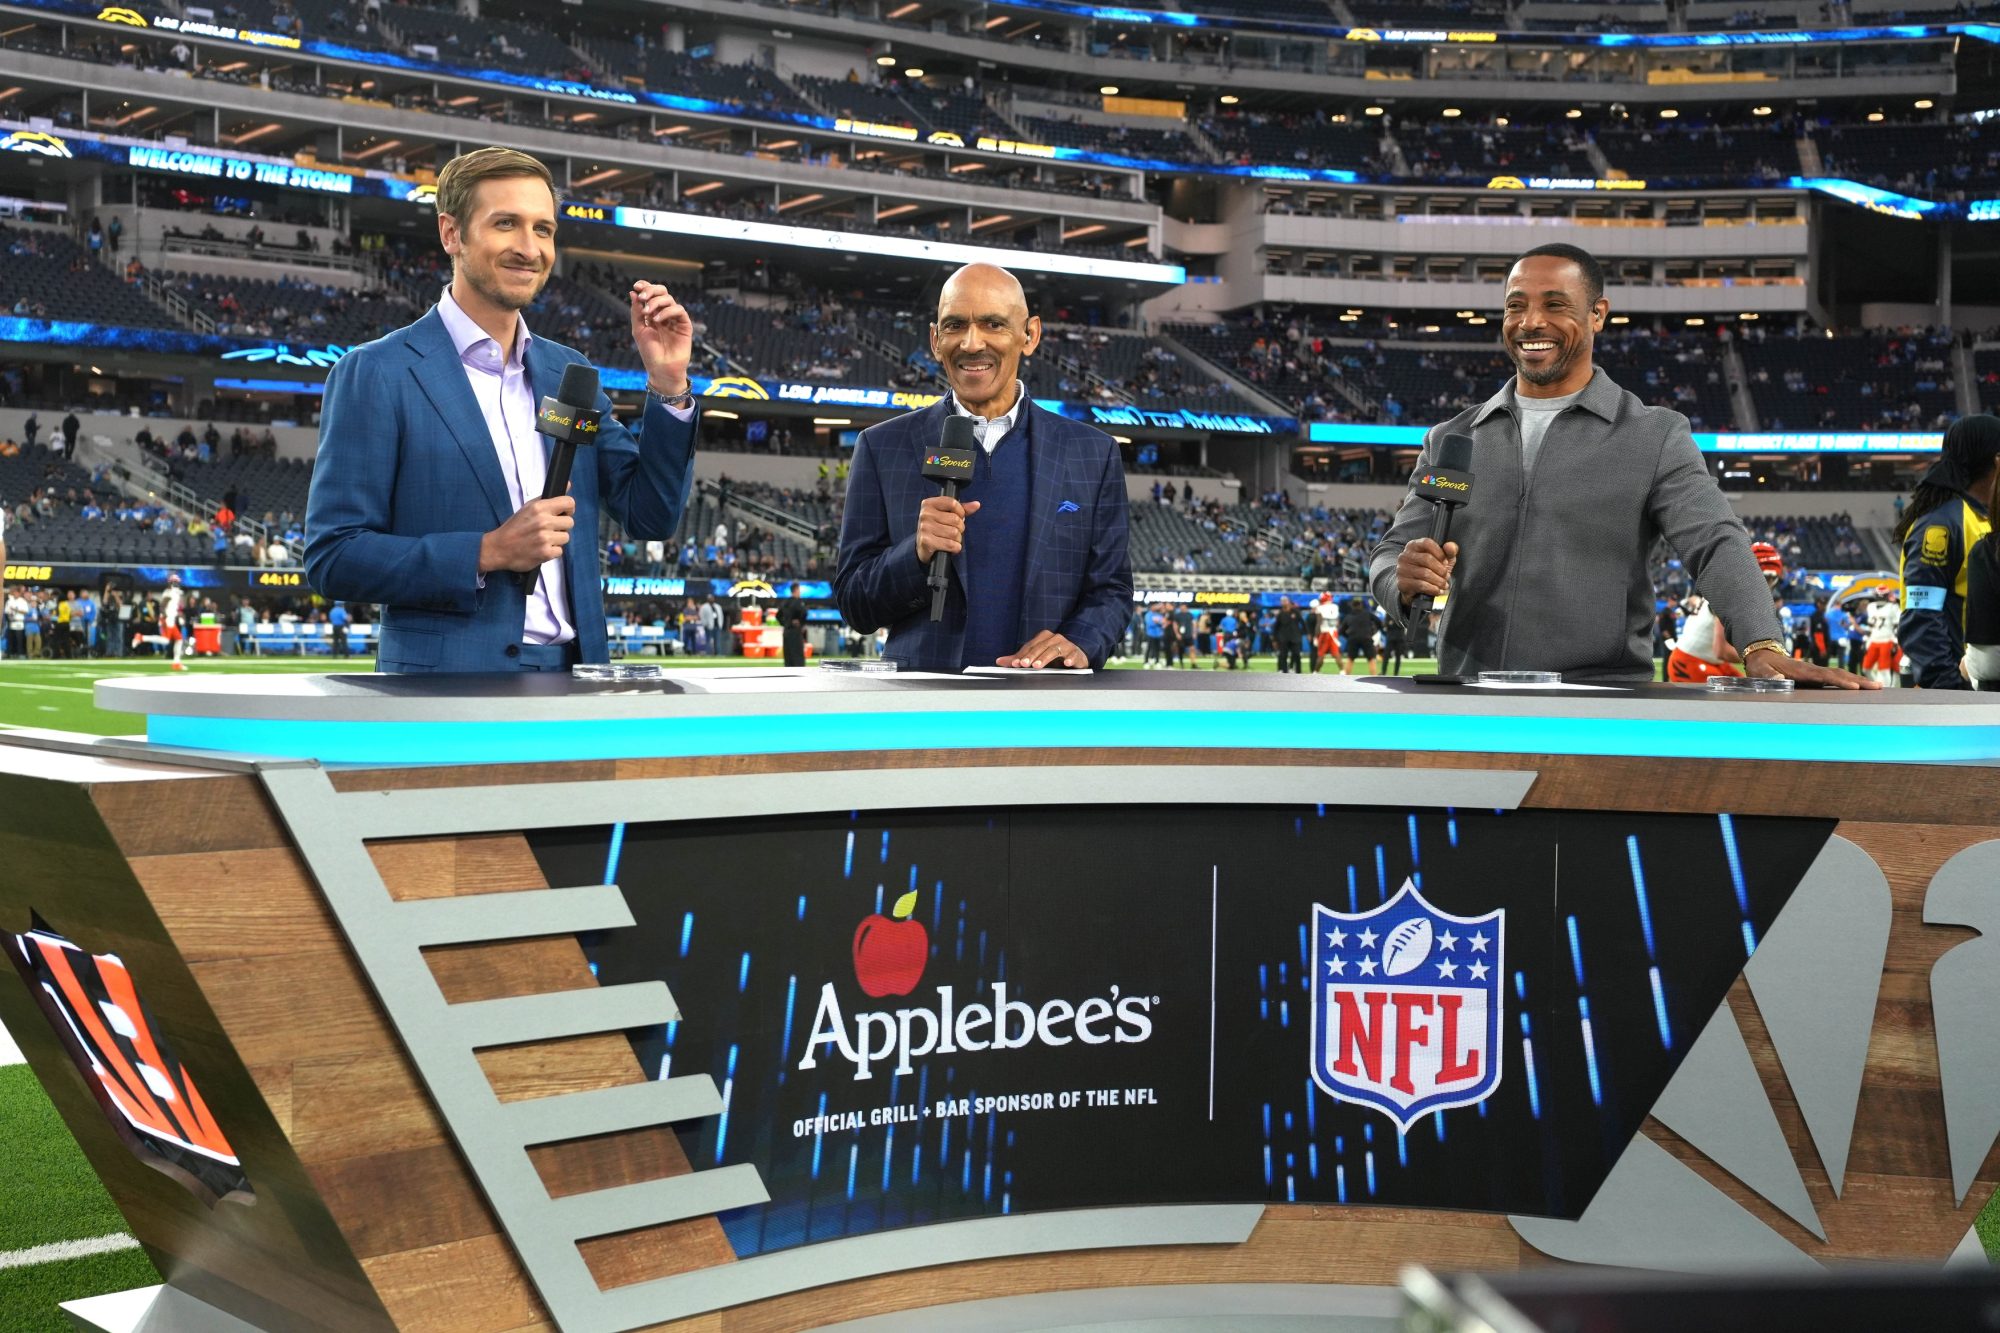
[798,982,1158,1080]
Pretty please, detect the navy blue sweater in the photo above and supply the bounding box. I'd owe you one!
[959,419,1031,667]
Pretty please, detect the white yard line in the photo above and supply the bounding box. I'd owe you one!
[0,1015,19,1065]
[0,1233,141,1271]
[0,682,96,694]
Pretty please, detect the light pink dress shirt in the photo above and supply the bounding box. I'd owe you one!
[436,287,573,645]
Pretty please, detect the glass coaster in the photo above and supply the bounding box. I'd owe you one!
[1706,675,1795,693]
[1477,670,1562,685]
[572,663,667,681]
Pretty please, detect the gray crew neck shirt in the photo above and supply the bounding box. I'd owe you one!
[1516,384,1586,477]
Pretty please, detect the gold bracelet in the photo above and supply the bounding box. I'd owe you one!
[1741,639,1786,661]
[648,381,695,409]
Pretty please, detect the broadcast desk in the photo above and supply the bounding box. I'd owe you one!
[1,671,1996,1333]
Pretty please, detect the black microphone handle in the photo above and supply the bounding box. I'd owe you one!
[927,478,959,623]
[1403,498,1459,629]
[517,437,581,592]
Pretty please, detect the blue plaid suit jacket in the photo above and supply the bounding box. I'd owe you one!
[835,398,1133,671]
[304,307,697,672]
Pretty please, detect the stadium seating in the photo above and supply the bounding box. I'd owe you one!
[1018,117,1207,162]
[1738,329,1959,431]
[156,272,421,345]
[611,49,815,118]
[1814,120,2000,197]
[379,5,586,78]
[2,227,180,330]
[1400,126,1595,183]
[1129,499,1390,581]
[1203,113,1385,172]
[1596,124,1802,183]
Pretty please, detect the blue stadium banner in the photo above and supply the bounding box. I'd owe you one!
[1307,423,1945,453]
[528,805,1833,1256]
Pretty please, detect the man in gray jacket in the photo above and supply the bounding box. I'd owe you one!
[1371,243,1869,688]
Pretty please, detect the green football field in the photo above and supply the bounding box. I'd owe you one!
[0,652,1991,1328]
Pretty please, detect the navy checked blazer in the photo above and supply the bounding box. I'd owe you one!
[834,397,1133,671]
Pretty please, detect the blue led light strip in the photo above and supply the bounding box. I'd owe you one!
[144,707,2000,766]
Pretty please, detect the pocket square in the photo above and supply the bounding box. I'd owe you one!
[1057,500,1080,513]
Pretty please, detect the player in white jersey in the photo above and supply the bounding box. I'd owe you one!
[161,575,187,671]
[1862,598,1901,686]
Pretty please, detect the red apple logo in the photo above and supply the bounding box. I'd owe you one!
[852,889,928,998]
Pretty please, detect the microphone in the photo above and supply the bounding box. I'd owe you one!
[518,362,603,592]
[1404,432,1475,631]
[922,416,978,623]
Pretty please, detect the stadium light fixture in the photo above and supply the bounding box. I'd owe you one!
[683,181,725,196]
[1467,317,1489,325]
[1422,325,1440,333]
[1455,310,1475,318]
[1867,111,1885,122]
[1339,314,1360,322]
[706,410,740,420]
[1740,313,1759,320]
[875,203,918,220]
[1752,106,1773,116]
[876,53,897,65]
[1101,85,1121,95]
[1685,317,1705,326]
[1495,117,1509,127]
[776,193,825,211]
[1365,106,1385,116]
[1916,99,1935,109]
[1565,109,1583,119]
[905,68,925,78]
[1610,315,1630,324]
[813,418,852,427]
[1442,108,1462,118]
[886,1,920,15]
[1659,109,1679,119]
[1219,94,1239,105]
[1064,224,1106,240]
[983,14,1008,26]
[968,213,1014,231]
[1346,308,1364,314]
[1113,435,1133,444]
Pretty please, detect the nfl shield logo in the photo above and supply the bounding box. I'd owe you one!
[1309,878,1505,1132]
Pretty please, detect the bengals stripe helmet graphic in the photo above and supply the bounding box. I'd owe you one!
[9,917,252,1206]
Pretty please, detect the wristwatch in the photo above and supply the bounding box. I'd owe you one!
[648,380,696,410]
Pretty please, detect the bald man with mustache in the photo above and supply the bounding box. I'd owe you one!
[835,263,1133,671]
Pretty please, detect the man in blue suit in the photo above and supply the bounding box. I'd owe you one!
[835,264,1131,671]
[305,146,698,672]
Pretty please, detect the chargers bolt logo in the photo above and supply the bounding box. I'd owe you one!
[853,890,928,998]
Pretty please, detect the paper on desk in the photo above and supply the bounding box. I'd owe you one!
[962,666,1096,676]
[1465,681,1631,692]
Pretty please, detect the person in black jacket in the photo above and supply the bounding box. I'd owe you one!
[1272,596,1304,673]
[778,583,809,667]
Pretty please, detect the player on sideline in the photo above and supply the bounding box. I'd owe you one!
[1665,542,1787,683]
[163,575,187,672]
[1862,596,1902,687]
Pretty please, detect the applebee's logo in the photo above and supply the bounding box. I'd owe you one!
[1310,879,1504,1131]
[800,895,1156,1080]
[853,889,927,997]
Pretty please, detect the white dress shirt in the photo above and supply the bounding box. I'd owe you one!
[437,287,574,645]
[950,379,1026,454]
